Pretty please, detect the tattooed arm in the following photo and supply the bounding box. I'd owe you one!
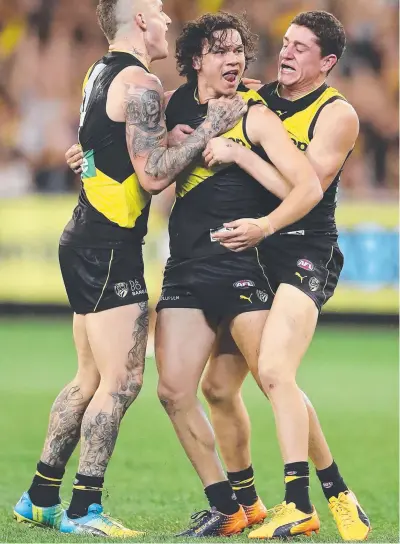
[121,68,247,194]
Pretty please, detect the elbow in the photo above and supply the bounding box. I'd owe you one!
[139,176,170,195]
[307,180,323,206]
[315,184,324,203]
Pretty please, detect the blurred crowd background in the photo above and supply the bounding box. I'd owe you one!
[0,0,398,315]
[1,0,399,198]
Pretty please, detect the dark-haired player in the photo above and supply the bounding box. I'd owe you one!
[204,11,370,540]
[155,11,322,536]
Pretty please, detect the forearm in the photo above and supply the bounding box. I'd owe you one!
[260,182,323,233]
[145,121,216,182]
[236,146,291,200]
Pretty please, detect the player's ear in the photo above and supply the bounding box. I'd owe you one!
[135,12,147,31]
[321,54,337,74]
[192,56,201,71]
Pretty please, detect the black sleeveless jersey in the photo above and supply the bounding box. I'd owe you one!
[257,81,350,235]
[60,52,151,249]
[166,82,268,259]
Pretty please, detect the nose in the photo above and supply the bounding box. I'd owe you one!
[165,13,172,25]
[225,50,240,65]
[282,44,295,58]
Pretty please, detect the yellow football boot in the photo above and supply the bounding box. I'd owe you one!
[242,497,268,527]
[329,491,371,541]
[248,501,320,539]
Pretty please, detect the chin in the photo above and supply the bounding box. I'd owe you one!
[154,48,168,61]
[278,73,299,87]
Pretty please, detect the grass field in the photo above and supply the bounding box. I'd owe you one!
[0,319,398,543]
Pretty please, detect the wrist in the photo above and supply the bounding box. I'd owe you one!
[202,119,218,137]
[235,144,247,165]
[258,216,275,237]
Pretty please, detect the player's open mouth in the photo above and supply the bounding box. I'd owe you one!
[280,63,296,73]
[222,70,239,83]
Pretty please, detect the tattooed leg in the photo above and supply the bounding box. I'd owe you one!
[41,384,93,468]
[40,314,100,468]
[155,308,226,487]
[80,302,148,477]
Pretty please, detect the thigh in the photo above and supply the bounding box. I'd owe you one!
[85,302,148,381]
[259,283,318,376]
[155,308,217,395]
[73,313,98,373]
[229,310,269,387]
[204,323,250,396]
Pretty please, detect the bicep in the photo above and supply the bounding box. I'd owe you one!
[124,77,168,175]
[306,103,359,192]
[258,112,315,185]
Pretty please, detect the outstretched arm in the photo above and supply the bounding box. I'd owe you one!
[122,68,247,194]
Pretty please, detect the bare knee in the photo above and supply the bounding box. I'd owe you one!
[99,370,144,416]
[157,380,195,416]
[74,368,100,400]
[258,364,295,395]
[201,378,239,406]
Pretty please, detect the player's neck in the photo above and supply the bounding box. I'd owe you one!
[196,78,233,104]
[278,78,326,101]
[108,39,151,70]
[196,80,219,104]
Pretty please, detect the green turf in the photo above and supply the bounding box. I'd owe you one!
[0,319,398,543]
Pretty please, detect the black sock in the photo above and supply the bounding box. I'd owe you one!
[28,461,64,507]
[227,465,258,506]
[67,473,104,519]
[204,480,239,515]
[284,462,312,514]
[316,461,348,501]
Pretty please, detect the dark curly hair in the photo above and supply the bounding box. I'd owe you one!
[175,12,258,83]
[291,11,346,72]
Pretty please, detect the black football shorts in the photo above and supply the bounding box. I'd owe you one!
[258,233,344,312]
[59,245,148,315]
[156,249,273,320]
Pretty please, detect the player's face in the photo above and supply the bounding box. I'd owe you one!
[142,0,171,61]
[196,29,246,97]
[278,24,328,87]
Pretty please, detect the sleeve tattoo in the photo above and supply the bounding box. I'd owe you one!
[125,84,214,180]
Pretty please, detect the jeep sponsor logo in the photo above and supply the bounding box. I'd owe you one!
[309,277,320,292]
[233,280,255,289]
[114,282,129,298]
[297,259,314,272]
[256,289,269,303]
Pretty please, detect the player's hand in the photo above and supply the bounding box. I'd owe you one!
[203,137,238,168]
[206,94,247,136]
[212,218,273,251]
[168,124,194,147]
[65,144,83,174]
[241,77,262,91]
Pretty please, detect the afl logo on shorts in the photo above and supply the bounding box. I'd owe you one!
[297,259,314,272]
[114,282,129,298]
[233,280,256,289]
